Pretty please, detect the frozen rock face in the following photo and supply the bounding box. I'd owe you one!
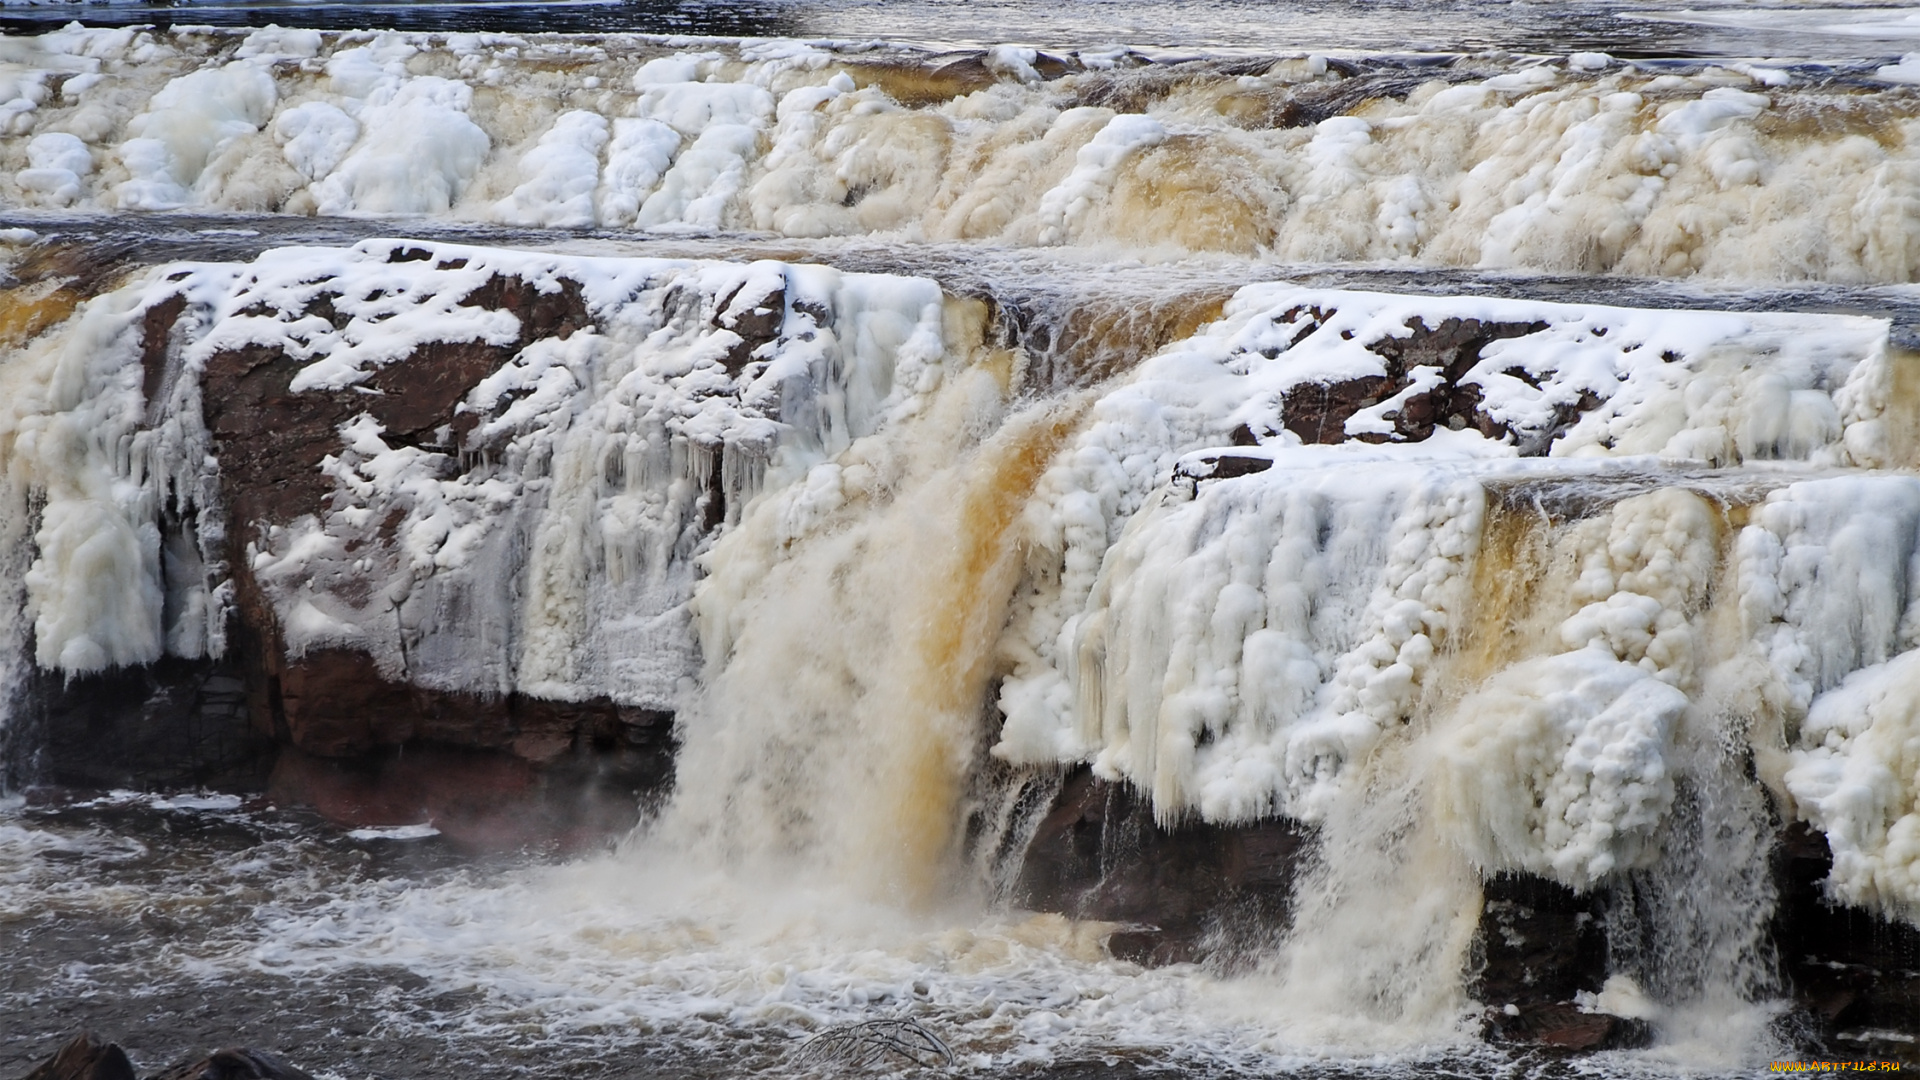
[8,27,1920,280]
[0,239,955,768]
[5,238,1920,1055]
[992,287,1893,843]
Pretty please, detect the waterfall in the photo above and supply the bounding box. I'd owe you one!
[6,18,1920,1075]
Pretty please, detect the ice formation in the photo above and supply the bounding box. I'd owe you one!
[7,26,1920,279]
[7,226,1920,1069]
[0,240,954,709]
[10,249,1920,913]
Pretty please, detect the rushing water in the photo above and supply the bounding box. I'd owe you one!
[5,3,1920,1078]
[9,0,1920,58]
[0,793,1765,1078]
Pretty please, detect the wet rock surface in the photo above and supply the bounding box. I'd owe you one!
[1473,875,1652,1052]
[1017,772,1920,1056]
[266,723,675,852]
[6,659,272,794]
[20,1037,324,1080]
[1772,823,1920,1064]
[20,1034,134,1080]
[1014,767,1310,966]
[18,1034,319,1080]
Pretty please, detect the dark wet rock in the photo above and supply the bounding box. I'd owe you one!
[1471,875,1645,1050]
[1173,452,1273,485]
[17,1037,320,1080]
[267,715,674,852]
[137,293,188,416]
[1772,823,1920,1064]
[146,1048,315,1080]
[713,275,786,374]
[1474,874,1610,1009]
[1482,1002,1653,1052]
[7,657,272,793]
[1015,766,1311,967]
[1279,374,1394,445]
[20,1033,135,1080]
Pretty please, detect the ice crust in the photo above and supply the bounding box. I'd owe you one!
[982,285,1915,904]
[0,240,950,709]
[6,27,1920,280]
[7,241,1920,912]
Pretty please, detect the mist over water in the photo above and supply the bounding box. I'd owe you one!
[4,2,1920,1078]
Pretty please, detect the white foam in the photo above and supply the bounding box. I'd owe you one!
[345,823,440,840]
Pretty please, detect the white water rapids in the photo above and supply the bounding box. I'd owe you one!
[3,12,1920,1078]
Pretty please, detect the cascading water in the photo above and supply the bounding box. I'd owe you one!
[3,7,1920,1078]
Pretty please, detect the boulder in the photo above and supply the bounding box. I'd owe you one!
[20,1034,134,1080]
[1771,823,1920,1064]
[146,1049,314,1080]
[17,1034,322,1080]
[1014,766,1310,966]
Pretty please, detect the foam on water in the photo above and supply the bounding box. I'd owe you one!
[0,795,1743,1077]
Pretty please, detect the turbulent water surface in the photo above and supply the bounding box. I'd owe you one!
[5,2,1920,1078]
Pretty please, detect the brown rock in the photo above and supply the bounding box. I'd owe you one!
[1281,374,1392,445]
[1174,452,1274,485]
[1483,1001,1652,1052]
[195,268,591,531]
[713,275,785,374]
[1015,767,1310,967]
[1277,311,1584,451]
[20,1033,135,1080]
[138,292,187,414]
[146,1049,314,1080]
[268,719,673,852]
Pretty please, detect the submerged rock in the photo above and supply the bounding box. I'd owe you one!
[146,1049,314,1080]
[21,1034,134,1080]
[18,1035,318,1080]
